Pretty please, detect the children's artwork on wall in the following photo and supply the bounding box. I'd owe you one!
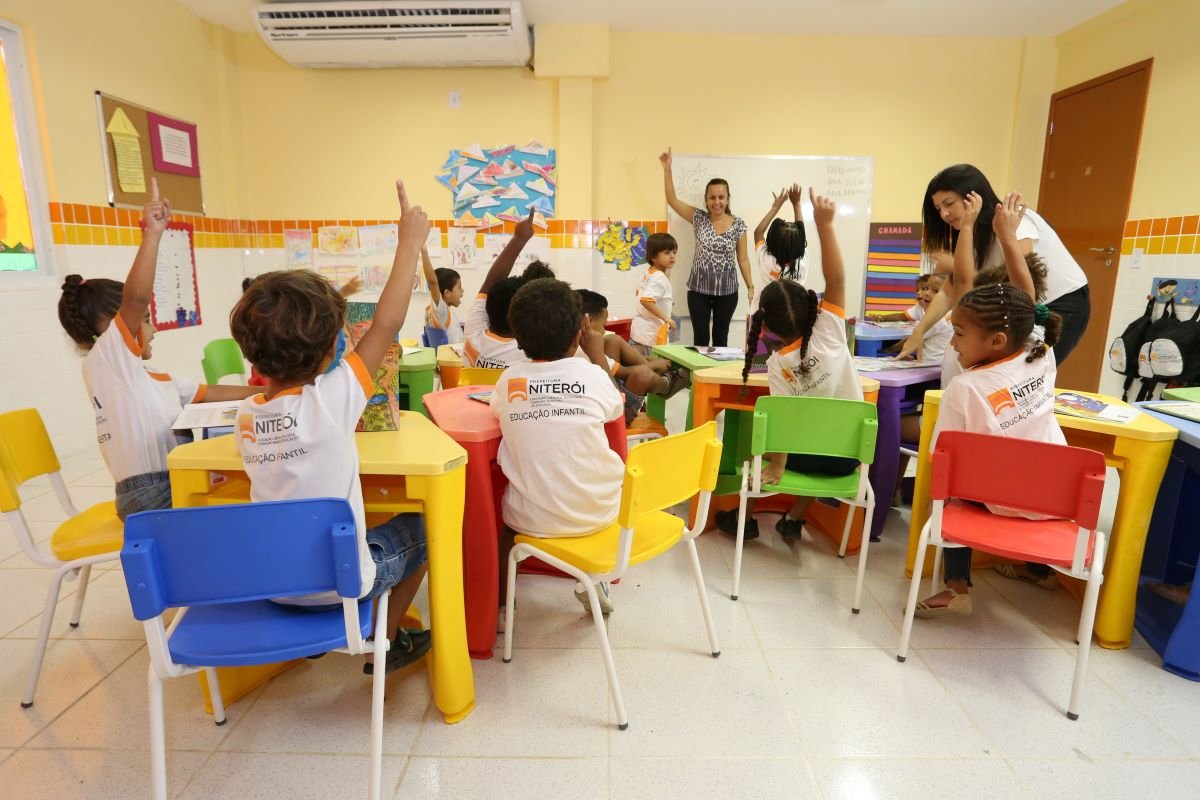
[358,223,398,256]
[149,220,201,330]
[284,229,312,267]
[864,222,922,315]
[318,264,360,289]
[518,235,552,271]
[344,301,404,431]
[424,227,443,256]
[436,141,556,228]
[318,225,358,255]
[448,226,478,269]
[481,233,511,269]
[596,222,649,272]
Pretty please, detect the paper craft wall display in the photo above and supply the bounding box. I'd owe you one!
[284,229,312,267]
[596,222,649,272]
[106,108,146,193]
[436,141,556,228]
[318,225,358,255]
[149,221,201,330]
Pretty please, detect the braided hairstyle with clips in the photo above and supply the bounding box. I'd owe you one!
[742,279,820,385]
[58,274,124,347]
[956,282,1062,363]
[764,219,807,281]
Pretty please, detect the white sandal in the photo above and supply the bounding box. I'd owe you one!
[914,587,973,618]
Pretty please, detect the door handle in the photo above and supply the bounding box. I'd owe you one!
[1088,246,1115,254]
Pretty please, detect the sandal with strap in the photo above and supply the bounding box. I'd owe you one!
[363,628,432,675]
[993,563,1059,591]
[914,588,973,619]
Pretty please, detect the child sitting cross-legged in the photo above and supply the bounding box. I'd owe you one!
[230,180,434,674]
[492,278,627,616]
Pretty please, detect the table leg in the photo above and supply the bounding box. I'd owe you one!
[688,382,723,526]
[857,339,882,357]
[400,369,435,418]
[406,466,475,723]
[646,394,666,424]
[868,385,903,541]
[1093,438,1173,649]
[460,457,499,659]
[905,396,939,577]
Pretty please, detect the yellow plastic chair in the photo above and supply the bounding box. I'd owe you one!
[0,409,124,708]
[456,367,504,388]
[502,421,723,730]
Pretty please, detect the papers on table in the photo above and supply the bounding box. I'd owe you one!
[853,357,937,372]
[686,346,744,361]
[172,401,242,431]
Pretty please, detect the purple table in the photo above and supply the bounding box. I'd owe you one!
[860,364,943,540]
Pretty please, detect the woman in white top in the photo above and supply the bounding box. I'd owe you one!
[659,147,754,348]
[900,164,1090,364]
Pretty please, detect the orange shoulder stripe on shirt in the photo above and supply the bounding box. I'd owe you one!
[819,300,846,319]
[145,370,172,382]
[113,315,144,357]
[192,384,209,403]
[345,352,375,396]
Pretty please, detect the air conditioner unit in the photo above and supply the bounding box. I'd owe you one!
[254,1,532,68]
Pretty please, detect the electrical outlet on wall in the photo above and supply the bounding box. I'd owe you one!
[1129,247,1144,269]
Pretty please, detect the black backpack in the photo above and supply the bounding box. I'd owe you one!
[1142,303,1200,388]
[1109,296,1155,401]
[1134,299,1196,401]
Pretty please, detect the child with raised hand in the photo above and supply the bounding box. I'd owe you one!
[419,246,464,344]
[463,208,536,368]
[230,179,434,674]
[493,278,627,615]
[713,189,863,542]
[751,183,808,308]
[914,192,1065,619]
[58,178,258,519]
[629,233,678,358]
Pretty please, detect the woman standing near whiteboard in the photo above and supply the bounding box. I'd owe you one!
[660,148,754,347]
[900,164,1090,363]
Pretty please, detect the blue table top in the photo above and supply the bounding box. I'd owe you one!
[1137,402,1200,449]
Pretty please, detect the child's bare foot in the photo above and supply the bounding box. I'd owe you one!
[914,588,972,618]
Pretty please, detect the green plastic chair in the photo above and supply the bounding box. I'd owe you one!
[731,395,878,610]
[201,339,247,385]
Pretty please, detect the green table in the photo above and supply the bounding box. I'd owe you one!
[650,345,722,425]
[1163,387,1200,402]
[394,347,436,417]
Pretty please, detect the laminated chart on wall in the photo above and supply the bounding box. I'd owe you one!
[864,222,922,315]
[596,222,649,271]
[149,221,200,330]
[436,141,556,230]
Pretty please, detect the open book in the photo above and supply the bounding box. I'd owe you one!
[1053,392,1140,424]
[1148,401,1200,425]
[171,401,242,431]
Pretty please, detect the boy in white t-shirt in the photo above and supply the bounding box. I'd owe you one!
[750,183,808,308]
[630,233,678,357]
[57,180,258,519]
[463,210,538,369]
[420,246,464,344]
[493,278,626,614]
[715,189,864,541]
[231,180,434,675]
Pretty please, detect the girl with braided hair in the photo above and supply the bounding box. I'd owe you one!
[713,189,862,542]
[914,196,1067,619]
[57,179,258,519]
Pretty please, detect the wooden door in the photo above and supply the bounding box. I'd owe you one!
[1037,59,1152,392]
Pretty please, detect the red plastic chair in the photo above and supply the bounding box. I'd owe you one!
[897,431,1108,721]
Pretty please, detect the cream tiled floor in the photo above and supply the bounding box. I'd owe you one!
[1,448,1198,800]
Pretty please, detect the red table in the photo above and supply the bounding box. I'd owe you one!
[604,318,633,341]
[423,385,627,659]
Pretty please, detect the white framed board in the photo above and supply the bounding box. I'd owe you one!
[667,154,874,321]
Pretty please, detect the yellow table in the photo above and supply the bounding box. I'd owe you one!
[436,343,465,389]
[168,412,475,723]
[906,389,1178,649]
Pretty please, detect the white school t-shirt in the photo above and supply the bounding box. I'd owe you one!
[236,354,376,605]
[491,358,625,536]
[753,241,807,309]
[424,298,464,344]
[631,268,673,347]
[922,315,953,364]
[933,346,1065,518]
[905,304,924,322]
[767,301,863,402]
[463,294,526,369]
[942,324,1045,387]
[82,315,204,483]
[982,208,1087,304]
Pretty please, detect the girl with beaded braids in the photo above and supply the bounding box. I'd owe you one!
[913,196,1067,619]
[57,179,258,519]
[713,189,863,542]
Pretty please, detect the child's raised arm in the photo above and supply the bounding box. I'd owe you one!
[479,208,534,294]
[420,245,439,299]
[355,180,430,376]
[788,183,802,222]
[810,188,845,310]
[660,147,700,222]
[950,191,983,300]
[993,192,1037,300]
[754,187,788,244]
[118,177,170,334]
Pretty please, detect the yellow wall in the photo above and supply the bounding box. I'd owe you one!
[1054,0,1200,218]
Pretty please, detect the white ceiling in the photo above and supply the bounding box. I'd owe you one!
[177,0,1126,37]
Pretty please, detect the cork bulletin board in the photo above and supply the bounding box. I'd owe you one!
[95,91,204,215]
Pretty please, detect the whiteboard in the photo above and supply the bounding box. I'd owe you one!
[667,154,874,321]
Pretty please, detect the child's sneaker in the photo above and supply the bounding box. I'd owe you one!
[715,509,758,540]
[574,581,614,615]
[775,516,804,539]
[363,628,432,675]
[659,367,691,399]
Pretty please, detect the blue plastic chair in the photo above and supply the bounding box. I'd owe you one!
[423,325,450,349]
[121,499,391,800]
